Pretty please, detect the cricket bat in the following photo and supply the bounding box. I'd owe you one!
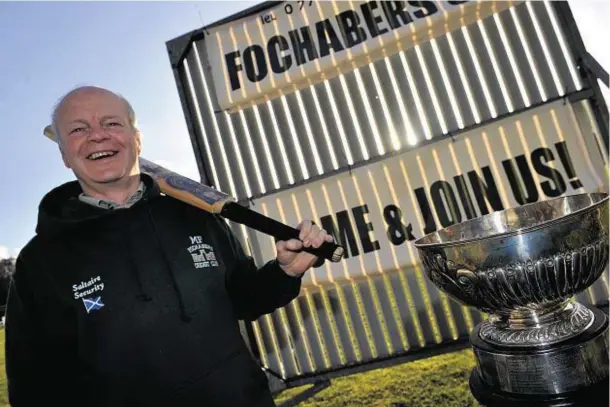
[43,126,344,263]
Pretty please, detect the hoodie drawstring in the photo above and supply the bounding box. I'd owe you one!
[146,208,192,323]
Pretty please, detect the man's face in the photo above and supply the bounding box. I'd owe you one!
[55,88,141,187]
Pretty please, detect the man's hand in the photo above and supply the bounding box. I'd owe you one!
[276,220,334,277]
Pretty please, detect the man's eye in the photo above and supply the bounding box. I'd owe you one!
[70,127,85,134]
[106,122,122,127]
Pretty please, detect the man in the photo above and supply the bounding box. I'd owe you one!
[5,86,333,407]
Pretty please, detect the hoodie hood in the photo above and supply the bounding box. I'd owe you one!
[35,173,161,236]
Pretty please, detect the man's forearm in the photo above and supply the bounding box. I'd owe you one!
[228,259,302,321]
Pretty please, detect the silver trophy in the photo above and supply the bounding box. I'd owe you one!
[414,193,609,406]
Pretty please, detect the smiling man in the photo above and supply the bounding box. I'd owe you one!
[52,87,144,207]
[5,86,332,407]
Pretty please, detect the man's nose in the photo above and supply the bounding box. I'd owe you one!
[88,126,110,141]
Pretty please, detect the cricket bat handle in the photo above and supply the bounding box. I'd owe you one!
[220,201,345,263]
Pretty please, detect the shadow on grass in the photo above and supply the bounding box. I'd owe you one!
[274,348,481,407]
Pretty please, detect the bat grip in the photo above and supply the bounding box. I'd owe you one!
[221,203,344,263]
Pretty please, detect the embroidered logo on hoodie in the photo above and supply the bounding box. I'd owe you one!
[83,296,105,313]
[73,276,104,299]
[73,276,106,313]
[187,236,219,269]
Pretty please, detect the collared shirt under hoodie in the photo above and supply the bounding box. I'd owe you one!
[78,181,146,210]
[5,174,302,407]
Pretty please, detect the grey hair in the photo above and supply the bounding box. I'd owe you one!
[50,85,139,143]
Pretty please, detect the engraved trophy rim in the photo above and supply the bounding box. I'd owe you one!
[413,192,609,249]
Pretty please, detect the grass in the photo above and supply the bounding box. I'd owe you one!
[0,328,478,407]
[274,348,481,407]
[0,330,6,407]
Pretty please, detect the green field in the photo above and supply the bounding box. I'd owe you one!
[273,348,480,407]
[0,330,7,407]
[0,329,478,407]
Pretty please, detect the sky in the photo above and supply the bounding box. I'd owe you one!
[0,0,609,259]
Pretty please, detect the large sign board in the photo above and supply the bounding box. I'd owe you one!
[206,0,522,112]
[168,0,608,384]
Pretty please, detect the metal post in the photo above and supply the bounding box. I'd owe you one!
[553,1,609,150]
[166,31,214,186]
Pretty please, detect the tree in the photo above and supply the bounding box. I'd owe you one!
[0,258,15,316]
[0,257,15,278]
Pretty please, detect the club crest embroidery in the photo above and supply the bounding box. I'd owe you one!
[187,236,219,269]
[72,275,105,313]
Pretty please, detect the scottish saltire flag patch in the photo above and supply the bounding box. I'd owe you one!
[83,296,104,313]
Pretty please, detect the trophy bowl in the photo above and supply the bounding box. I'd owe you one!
[414,193,609,406]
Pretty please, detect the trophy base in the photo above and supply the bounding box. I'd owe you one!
[470,367,609,407]
[470,305,609,406]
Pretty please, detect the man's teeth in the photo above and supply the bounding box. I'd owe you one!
[88,151,117,160]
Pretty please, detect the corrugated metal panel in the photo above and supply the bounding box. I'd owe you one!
[181,1,584,200]
[241,98,608,379]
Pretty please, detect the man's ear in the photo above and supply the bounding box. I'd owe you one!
[135,129,142,155]
[59,143,72,169]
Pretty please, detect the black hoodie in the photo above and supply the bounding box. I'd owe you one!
[5,174,302,407]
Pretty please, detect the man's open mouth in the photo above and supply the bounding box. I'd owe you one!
[87,151,118,160]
